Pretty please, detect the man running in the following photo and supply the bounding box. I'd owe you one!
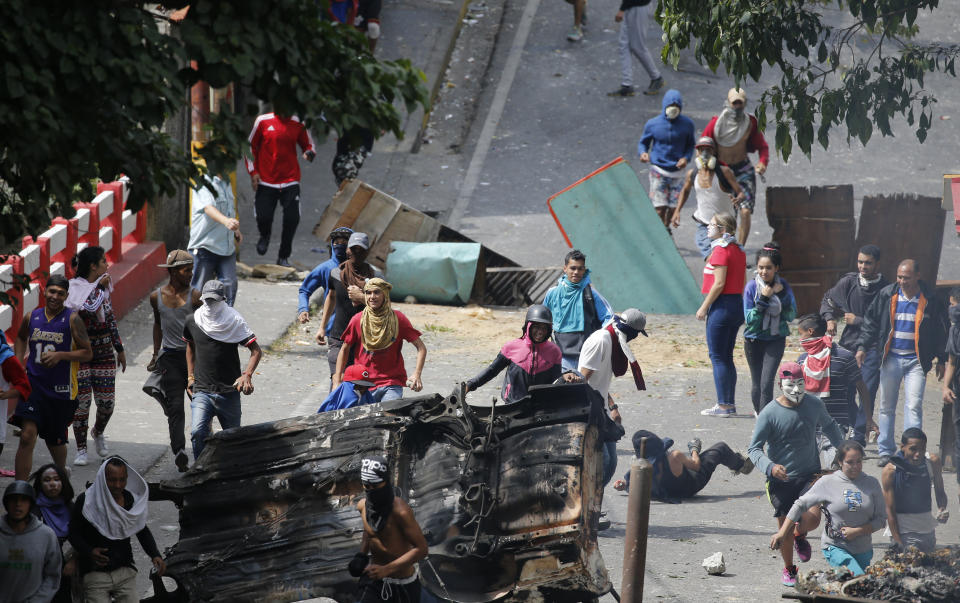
[701,87,769,247]
[747,362,844,587]
[350,455,428,602]
[12,275,92,480]
[145,250,202,472]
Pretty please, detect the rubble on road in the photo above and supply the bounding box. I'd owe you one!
[795,546,960,602]
[702,552,725,575]
[150,383,614,602]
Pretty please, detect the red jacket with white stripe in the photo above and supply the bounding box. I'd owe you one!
[246,113,315,187]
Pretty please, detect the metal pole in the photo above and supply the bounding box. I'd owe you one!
[621,439,652,603]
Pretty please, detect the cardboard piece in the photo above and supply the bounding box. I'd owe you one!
[547,157,701,314]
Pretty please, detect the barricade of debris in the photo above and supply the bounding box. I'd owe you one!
[794,546,960,602]
[149,383,615,602]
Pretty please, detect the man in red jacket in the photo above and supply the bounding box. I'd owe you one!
[246,112,316,267]
[701,88,769,248]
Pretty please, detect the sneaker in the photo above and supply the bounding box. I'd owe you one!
[735,454,754,475]
[794,534,812,562]
[566,26,583,42]
[781,565,798,587]
[687,438,702,455]
[74,450,89,466]
[643,77,665,95]
[256,237,269,256]
[93,431,109,457]
[700,404,735,417]
[174,450,190,473]
[607,85,636,97]
[276,257,293,268]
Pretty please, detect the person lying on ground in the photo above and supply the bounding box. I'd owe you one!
[881,427,949,553]
[466,304,581,404]
[613,429,753,501]
[771,441,885,577]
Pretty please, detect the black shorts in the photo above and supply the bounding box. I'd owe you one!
[766,475,814,518]
[10,394,79,446]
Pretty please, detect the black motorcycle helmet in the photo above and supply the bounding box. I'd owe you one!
[3,480,36,510]
[523,304,553,338]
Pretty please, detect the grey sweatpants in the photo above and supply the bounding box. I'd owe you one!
[619,3,661,87]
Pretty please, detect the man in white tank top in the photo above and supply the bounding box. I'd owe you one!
[672,137,744,259]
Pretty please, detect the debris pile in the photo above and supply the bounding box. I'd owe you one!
[798,547,960,602]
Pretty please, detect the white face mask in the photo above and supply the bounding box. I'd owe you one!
[706,223,720,238]
[665,105,680,119]
[780,379,805,404]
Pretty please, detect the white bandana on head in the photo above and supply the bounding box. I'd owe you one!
[194,300,253,343]
[66,273,113,322]
[82,458,149,540]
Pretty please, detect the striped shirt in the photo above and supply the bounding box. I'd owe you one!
[798,344,862,426]
[890,291,919,356]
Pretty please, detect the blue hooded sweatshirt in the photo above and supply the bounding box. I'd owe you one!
[638,89,696,172]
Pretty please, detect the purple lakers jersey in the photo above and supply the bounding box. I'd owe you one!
[25,307,78,400]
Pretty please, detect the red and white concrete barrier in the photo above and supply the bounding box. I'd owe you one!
[1,179,167,342]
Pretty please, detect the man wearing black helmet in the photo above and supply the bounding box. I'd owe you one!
[466,305,582,403]
[1,480,62,602]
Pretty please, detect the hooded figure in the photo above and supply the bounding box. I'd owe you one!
[1,480,62,603]
[466,305,566,403]
[297,226,354,330]
[638,89,697,173]
[626,430,677,502]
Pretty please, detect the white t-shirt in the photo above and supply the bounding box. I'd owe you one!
[578,329,614,401]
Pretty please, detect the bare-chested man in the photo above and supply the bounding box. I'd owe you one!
[350,455,427,602]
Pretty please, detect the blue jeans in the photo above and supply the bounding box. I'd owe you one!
[706,295,743,406]
[823,545,872,576]
[602,440,617,487]
[370,385,403,403]
[191,248,238,306]
[853,348,881,444]
[190,390,241,459]
[877,354,927,457]
[695,222,712,259]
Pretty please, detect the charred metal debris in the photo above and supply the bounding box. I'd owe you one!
[792,546,960,602]
[149,383,615,602]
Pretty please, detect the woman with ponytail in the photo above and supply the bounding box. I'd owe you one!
[66,246,125,466]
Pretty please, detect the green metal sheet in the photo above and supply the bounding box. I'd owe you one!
[547,157,701,314]
[386,242,481,305]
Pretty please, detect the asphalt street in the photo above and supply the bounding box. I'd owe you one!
[3,0,960,601]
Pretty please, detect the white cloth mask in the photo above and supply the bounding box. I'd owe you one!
[665,106,680,119]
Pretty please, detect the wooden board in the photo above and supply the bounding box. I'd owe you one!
[766,186,856,314]
[856,194,946,282]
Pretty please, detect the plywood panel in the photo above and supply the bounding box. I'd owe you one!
[856,194,945,281]
[766,185,856,314]
[547,157,701,314]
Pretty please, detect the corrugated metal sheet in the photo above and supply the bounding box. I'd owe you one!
[547,157,701,314]
[151,384,612,602]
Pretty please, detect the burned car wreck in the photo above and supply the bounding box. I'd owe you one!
[151,382,616,602]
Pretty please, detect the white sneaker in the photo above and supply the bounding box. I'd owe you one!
[74,450,89,466]
[93,432,109,457]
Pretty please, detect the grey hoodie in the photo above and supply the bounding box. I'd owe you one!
[0,513,61,603]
